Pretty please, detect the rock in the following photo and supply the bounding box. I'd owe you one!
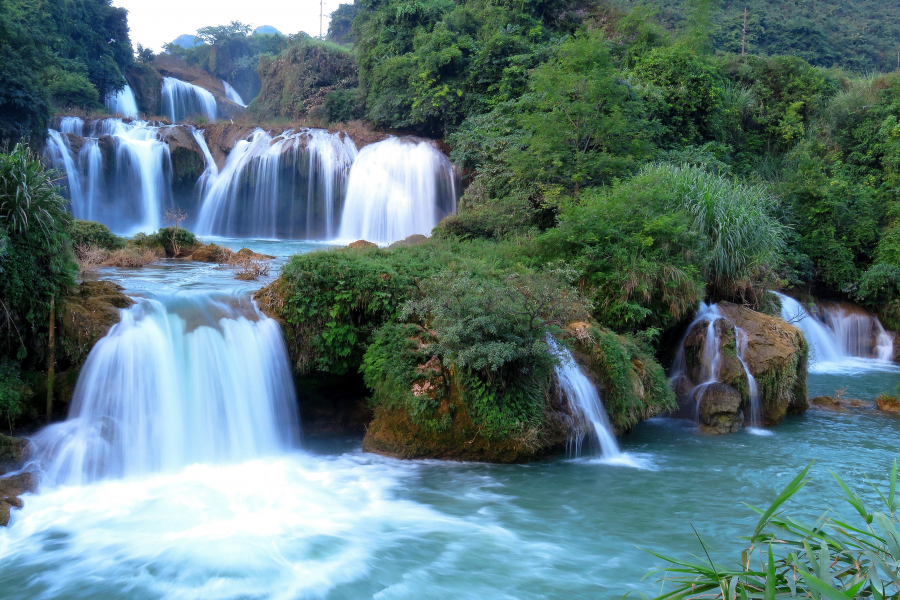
[388,234,429,249]
[235,248,275,260]
[125,63,163,116]
[0,472,36,526]
[810,396,844,411]
[680,303,808,427]
[876,395,900,413]
[683,318,747,393]
[698,383,744,434]
[0,434,28,473]
[348,240,378,249]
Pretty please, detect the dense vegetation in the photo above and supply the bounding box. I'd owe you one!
[0,145,77,426]
[0,0,132,146]
[631,0,900,73]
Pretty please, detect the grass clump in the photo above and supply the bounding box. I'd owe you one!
[644,461,900,599]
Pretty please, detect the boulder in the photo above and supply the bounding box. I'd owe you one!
[348,240,378,249]
[0,472,36,526]
[876,395,900,413]
[0,434,28,474]
[810,396,844,411]
[698,383,744,434]
[679,302,808,427]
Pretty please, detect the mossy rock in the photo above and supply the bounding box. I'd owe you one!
[0,434,28,473]
[567,322,676,435]
[125,63,162,116]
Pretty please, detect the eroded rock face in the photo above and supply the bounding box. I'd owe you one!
[876,396,900,413]
[698,383,743,434]
[679,302,808,428]
[0,472,36,526]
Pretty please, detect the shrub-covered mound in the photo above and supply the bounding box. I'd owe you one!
[255,238,676,461]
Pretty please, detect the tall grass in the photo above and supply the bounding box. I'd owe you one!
[645,163,786,302]
[641,461,900,599]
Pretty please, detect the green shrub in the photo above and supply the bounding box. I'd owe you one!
[0,144,77,365]
[0,359,23,431]
[71,220,126,251]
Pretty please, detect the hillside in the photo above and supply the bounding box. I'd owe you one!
[625,0,900,72]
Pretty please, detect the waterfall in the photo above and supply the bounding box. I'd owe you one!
[161,77,217,123]
[44,119,173,233]
[670,303,763,428]
[222,80,246,106]
[27,292,300,487]
[548,338,620,459]
[58,116,84,135]
[337,137,457,245]
[773,292,895,371]
[105,84,139,118]
[195,128,357,239]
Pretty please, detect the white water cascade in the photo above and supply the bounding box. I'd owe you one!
[27,292,300,487]
[338,137,457,245]
[105,84,140,118]
[773,291,895,372]
[195,128,358,239]
[222,79,246,106]
[161,77,217,123]
[44,119,181,233]
[546,339,623,463]
[670,303,764,429]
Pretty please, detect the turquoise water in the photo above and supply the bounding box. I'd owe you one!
[3,242,900,599]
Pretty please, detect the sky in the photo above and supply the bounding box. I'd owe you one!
[113,0,346,51]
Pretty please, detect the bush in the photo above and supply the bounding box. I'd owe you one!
[0,144,77,364]
[71,220,126,251]
[0,359,23,432]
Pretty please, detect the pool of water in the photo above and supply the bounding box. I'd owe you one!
[3,246,900,599]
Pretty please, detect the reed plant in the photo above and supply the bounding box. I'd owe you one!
[641,461,900,599]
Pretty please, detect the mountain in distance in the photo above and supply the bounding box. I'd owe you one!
[253,25,283,36]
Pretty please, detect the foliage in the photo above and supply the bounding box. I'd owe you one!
[353,0,580,134]
[510,30,656,190]
[630,0,900,73]
[249,36,358,122]
[0,359,23,428]
[0,0,131,145]
[0,144,77,366]
[328,3,360,45]
[644,461,900,599]
[71,220,126,251]
[583,327,676,432]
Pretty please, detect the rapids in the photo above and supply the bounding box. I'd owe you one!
[1,245,899,598]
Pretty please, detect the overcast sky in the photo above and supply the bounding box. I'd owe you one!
[114,0,346,51]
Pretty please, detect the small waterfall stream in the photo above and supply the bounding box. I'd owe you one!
[338,137,457,245]
[670,303,764,429]
[773,292,895,371]
[161,77,217,122]
[105,84,139,118]
[28,292,300,487]
[222,80,246,106]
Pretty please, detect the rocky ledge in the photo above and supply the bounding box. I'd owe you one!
[677,302,808,433]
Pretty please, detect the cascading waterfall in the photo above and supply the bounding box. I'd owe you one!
[773,291,895,371]
[195,128,358,239]
[27,292,300,487]
[105,84,140,118]
[161,77,217,123]
[44,118,176,233]
[58,116,84,135]
[670,303,763,428]
[548,338,621,460]
[222,80,246,106]
[338,137,457,245]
